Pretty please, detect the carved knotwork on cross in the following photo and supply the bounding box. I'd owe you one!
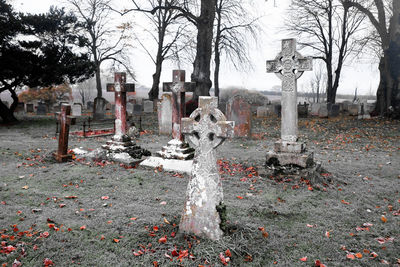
[163,70,196,141]
[106,72,135,140]
[54,104,76,162]
[179,97,234,241]
[266,39,313,142]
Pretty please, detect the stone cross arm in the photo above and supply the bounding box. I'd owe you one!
[106,72,135,92]
[56,111,76,126]
[163,81,196,94]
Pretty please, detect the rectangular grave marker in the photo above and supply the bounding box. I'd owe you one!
[54,104,76,162]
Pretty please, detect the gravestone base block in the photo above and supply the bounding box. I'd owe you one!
[274,141,306,153]
[139,157,193,174]
[102,135,151,165]
[266,151,313,169]
[156,139,195,160]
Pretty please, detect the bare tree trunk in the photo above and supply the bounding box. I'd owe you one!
[148,46,164,101]
[95,63,102,98]
[191,0,216,101]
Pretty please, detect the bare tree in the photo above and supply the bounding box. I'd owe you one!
[344,0,400,117]
[126,0,192,101]
[213,0,260,99]
[122,0,216,100]
[73,76,96,105]
[67,0,134,117]
[309,63,327,103]
[286,0,366,104]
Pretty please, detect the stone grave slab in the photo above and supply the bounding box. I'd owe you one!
[348,104,359,116]
[72,104,82,117]
[143,100,153,113]
[318,104,328,118]
[310,103,321,116]
[54,104,76,162]
[257,105,275,118]
[226,95,251,137]
[157,92,173,135]
[133,104,142,115]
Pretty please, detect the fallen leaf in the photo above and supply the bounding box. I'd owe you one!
[43,258,54,266]
[153,261,158,267]
[163,217,170,224]
[341,200,350,205]
[219,252,229,266]
[355,252,363,258]
[300,256,307,262]
[237,196,244,199]
[325,231,330,238]
[380,259,389,264]
[59,204,66,208]
[113,238,120,243]
[370,252,378,258]
[101,196,109,200]
[41,232,49,238]
[100,235,105,240]
[262,231,269,238]
[160,201,167,205]
[130,217,137,221]
[347,253,355,260]
[64,196,77,199]
[80,225,86,230]
[158,236,167,243]
[12,259,22,267]
[153,226,159,232]
[381,215,387,223]
[225,249,232,257]
[22,185,29,190]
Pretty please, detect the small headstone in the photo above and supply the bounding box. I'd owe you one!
[143,100,153,113]
[318,104,328,118]
[93,97,107,120]
[328,103,340,117]
[127,103,134,115]
[226,95,251,137]
[54,104,76,162]
[348,104,359,116]
[37,103,47,115]
[133,104,142,115]
[297,102,309,118]
[72,103,82,117]
[26,103,34,113]
[15,102,25,113]
[257,105,275,118]
[157,93,173,135]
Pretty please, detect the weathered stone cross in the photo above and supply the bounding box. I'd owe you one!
[180,96,234,240]
[54,104,76,162]
[266,38,312,142]
[106,72,135,142]
[163,70,195,141]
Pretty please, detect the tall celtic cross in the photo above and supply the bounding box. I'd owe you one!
[107,72,135,141]
[266,39,312,142]
[180,97,234,240]
[163,70,195,141]
[54,104,76,162]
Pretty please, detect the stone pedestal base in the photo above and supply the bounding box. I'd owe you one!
[266,140,313,168]
[102,134,151,165]
[266,151,313,168]
[156,139,194,160]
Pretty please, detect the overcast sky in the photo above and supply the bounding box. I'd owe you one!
[12,0,380,95]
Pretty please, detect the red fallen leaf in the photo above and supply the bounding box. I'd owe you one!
[100,235,105,240]
[33,245,38,251]
[80,225,86,230]
[1,201,6,205]
[355,252,363,258]
[370,252,378,258]
[153,226,159,232]
[170,232,176,237]
[341,200,350,205]
[325,231,330,238]
[41,232,49,238]
[219,252,229,266]
[347,253,355,260]
[225,249,232,257]
[48,224,55,229]
[158,236,167,243]
[153,261,158,267]
[171,249,179,257]
[315,260,326,267]
[130,217,137,221]
[43,258,54,266]
[133,251,141,256]
[113,238,120,243]
[237,196,244,199]
[308,186,313,191]
[101,196,109,200]
[393,210,400,216]
[59,204,66,208]
[307,224,315,228]
[178,249,188,259]
[258,227,265,231]
[299,256,307,262]
[67,228,72,232]
[165,253,172,260]
[64,196,77,199]
[381,215,387,223]
[262,231,269,238]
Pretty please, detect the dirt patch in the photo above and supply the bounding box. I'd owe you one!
[0,114,399,266]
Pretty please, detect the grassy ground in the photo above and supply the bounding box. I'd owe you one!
[0,113,399,266]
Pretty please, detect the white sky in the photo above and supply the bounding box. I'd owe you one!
[12,0,380,95]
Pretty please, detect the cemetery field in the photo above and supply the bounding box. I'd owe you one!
[0,114,399,266]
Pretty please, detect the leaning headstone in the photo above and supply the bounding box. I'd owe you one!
[257,105,275,118]
[265,38,313,168]
[318,104,328,118]
[226,95,251,137]
[54,104,76,162]
[37,103,47,115]
[26,103,34,113]
[310,103,321,116]
[72,103,82,117]
[143,100,153,113]
[157,92,173,135]
[180,96,234,240]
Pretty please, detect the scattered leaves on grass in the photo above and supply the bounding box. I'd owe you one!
[219,252,230,265]
[314,260,326,267]
[43,258,54,266]
[158,236,167,244]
